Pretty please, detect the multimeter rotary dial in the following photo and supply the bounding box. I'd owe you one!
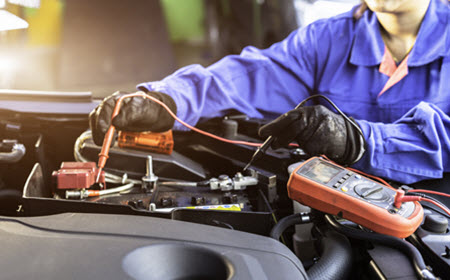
[354,183,390,202]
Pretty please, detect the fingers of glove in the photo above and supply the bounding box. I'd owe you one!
[291,106,339,146]
[89,107,103,146]
[259,109,302,138]
[303,115,347,160]
[91,100,115,146]
[149,91,177,132]
[88,107,97,135]
[110,91,177,133]
[312,104,333,116]
[97,98,115,129]
[112,96,165,131]
[302,120,332,155]
[270,120,305,149]
[144,117,174,132]
[112,97,143,130]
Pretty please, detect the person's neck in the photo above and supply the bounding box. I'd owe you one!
[376,0,430,62]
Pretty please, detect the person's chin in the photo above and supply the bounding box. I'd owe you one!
[364,0,406,13]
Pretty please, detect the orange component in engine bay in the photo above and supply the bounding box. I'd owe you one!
[118,130,174,155]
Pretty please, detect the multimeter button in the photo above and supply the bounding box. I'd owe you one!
[354,175,361,179]
[343,175,350,179]
[341,186,349,192]
[333,183,341,188]
[338,179,345,183]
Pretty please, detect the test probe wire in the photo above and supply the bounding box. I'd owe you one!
[294,94,364,138]
[96,92,265,181]
[116,92,264,147]
[96,93,450,217]
[98,93,363,177]
[96,91,291,182]
[407,189,450,198]
[99,92,364,165]
[97,91,450,217]
[242,94,365,171]
[348,167,450,215]
[407,194,450,217]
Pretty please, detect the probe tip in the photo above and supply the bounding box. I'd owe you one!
[242,163,251,172]
[96,168,102,183]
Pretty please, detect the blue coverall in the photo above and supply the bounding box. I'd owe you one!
[138,0,450,184]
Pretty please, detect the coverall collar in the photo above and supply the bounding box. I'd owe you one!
[350,0,448,67]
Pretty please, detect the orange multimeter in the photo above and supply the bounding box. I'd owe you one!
[288,157,423,238]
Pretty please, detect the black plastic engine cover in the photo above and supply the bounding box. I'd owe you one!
[0,213,308,280]
[80,138,208,181]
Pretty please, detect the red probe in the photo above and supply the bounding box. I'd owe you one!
[394,189,450,216]
[96,92,147,182]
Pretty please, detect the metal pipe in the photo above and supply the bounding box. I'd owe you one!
[95,183,134,196]
[65,183,134,199]
[0,143,26,163]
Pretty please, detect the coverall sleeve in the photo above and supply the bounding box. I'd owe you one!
[353,102,450,184]
[137,28,317,130]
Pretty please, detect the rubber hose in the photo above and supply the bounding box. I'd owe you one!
[270,213,353,280]
[324,215,436,280]
[270,213,311,240]
[307,231,353,280]
[0,143,26,163]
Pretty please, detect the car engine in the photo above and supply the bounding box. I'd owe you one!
[0,91,449,280]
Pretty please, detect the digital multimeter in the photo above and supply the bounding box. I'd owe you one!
[288,157,423,238]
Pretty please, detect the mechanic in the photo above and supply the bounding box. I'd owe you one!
[90,0,449,185]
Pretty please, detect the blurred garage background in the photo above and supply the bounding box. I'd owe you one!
[0,0,358,97]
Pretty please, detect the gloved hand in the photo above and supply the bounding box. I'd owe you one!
[89,91,177,146]
[259,105,364,165]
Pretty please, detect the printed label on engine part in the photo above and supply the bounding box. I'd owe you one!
[185,204,241,211]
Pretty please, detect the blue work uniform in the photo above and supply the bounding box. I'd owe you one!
[138,0,449,184]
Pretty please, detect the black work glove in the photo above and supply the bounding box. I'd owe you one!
[259,105,364,165]
[89,91,177,146]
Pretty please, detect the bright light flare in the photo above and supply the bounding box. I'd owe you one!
[0,55,18,72]
[0,53,20,88]
[7,0,40,8]
[0,10,29,31]
[295,0,359,26]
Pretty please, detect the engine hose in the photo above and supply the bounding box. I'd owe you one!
[324,215,436,280]
[0,143,26,163]
[307,231,353,280]
[270,212,311,240]
[270,213,353,280]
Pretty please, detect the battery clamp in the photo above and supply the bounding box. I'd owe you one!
[288,157,424,238]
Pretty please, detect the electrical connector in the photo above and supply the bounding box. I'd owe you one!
[394,189,422,208]
[53,162,105,190]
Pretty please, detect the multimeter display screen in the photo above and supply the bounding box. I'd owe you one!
[301,161,342,184]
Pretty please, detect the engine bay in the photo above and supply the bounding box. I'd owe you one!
[1,95,449,280]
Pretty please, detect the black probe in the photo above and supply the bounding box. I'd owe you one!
[243,136,274,172]
[242,100,307,172]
